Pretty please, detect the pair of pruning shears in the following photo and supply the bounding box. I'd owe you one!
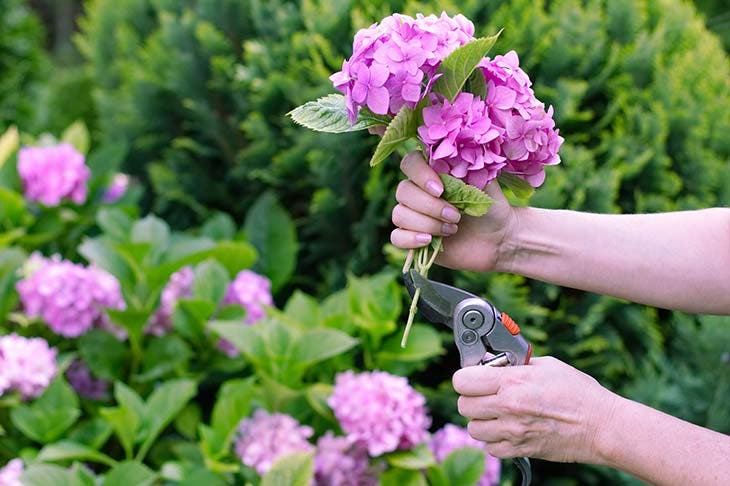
[403,269,533,486]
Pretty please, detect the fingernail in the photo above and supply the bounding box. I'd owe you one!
[415,233,432,244]
[441,206,461,223]
[442,223,458,235]
[426,180,443,197]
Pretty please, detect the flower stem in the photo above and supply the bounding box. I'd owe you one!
[401,237,443,347]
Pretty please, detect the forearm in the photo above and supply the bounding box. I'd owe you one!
[593,395,730,485]
[498,207,730,314]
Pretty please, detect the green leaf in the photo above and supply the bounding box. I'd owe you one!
[375,324,444,364]
[86,142,127,184]
[0,247,26,321]
[136,378,197,461]
[67,418,113,450]
[102,461,156,486]
[61,121,90,154]
[96,208,133,242]
[0,187,33,228]
[78,238,134,284]
[114,382,145,421]
[193,259,230,303]
[498,172,535,200]
[21,463,89,486]
[283,290,320,328]
[136,335,192,383]
[292,329,358,367]
[205,378,256,457]
[288,94,390,133]
[172,299,217,343]
[261,452,314,486]
[37,440,117,467]
[305,383,335,421]
[380,467,428,486]
[0,125,19,167]
[209,320,266,366]
[131,215,170,247]
[386,444,437,469]
[106,309,151,342]
[465,68,487,99]
[442,447,486,486]
[434,33,501,101]
[200,212,236,240]
[99,406,137,460]
[369,105,418,167]
[439,173,494,217]
[78,330,128,381]
[10,378,81,443]
[244,191,298,292]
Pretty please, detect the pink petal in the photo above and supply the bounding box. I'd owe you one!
[366,85,390,115]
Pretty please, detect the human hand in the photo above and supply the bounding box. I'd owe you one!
[452,356,619,463]
[390,150,518,272]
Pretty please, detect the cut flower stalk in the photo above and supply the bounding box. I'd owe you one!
[401,237,443,347]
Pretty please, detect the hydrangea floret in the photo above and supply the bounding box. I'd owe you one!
[16,253,126,338]
[0,459,23,486]
[314,432,377,486]
[17,143,90,206]
[146,266,194,336]
[0,334,57,399]
[290,13,562,346]
[328,370,431,456]
[234,409,314,475]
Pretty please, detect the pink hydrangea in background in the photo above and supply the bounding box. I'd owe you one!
[66,359,109,401]
[0,459,23,486]
[328,370,431,456]
[17,143,90,206]
[0,334,56,399]
[146,266,194,336]
[223,269,273,323]
[429,424,501,486]
[234,409,314,475]
[102,173,130,203]
[331,12,475,123]
[314,432,377,486]
[419,50,563,189]
[16,253,126,338]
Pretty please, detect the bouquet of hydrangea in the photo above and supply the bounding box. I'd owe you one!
[290,12,562,344]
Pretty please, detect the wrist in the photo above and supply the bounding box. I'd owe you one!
[589,391,625,468]
[494,205,530,273]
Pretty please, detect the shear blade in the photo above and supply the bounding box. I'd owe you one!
[403,270,477,328]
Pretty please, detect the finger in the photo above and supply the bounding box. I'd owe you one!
[396,180,461,223]
[400,151,444,197]
[457,395,501,420]
[392,204,458,236]
[452,366,502,396]
[467,419,506,444]
[390,228,433,249]
[484,440,523,459]
[368,126,386,136]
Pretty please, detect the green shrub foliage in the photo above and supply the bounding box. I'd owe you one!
[0,0,48,130]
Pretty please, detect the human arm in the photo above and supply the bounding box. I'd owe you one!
[391,151,730,314]
[453,357,730,485]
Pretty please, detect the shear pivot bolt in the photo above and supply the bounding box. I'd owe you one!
[461,330,478,345]
[463,310,484,329]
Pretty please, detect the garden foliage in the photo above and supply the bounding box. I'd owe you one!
[0,0,727,484]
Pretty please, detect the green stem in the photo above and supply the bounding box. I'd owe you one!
[401,237,443,347]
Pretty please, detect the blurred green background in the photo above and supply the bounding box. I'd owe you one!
[2,0,729,483]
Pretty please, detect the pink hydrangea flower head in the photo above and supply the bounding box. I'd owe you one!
[314,432,377,486]
[16,253,126,338]
[146,266,194,336]
[430,424,501,486]
[66,359,109,401]
[0,459,23,486]
[234,409,314,475]
[418,92,506,189]
[102,173,130,203]
[0,334,57,399]
[328,370,431,456]
[331,12,475,123]
[17,143,90,206]
[223,269,273,324]
[479,51,563,187]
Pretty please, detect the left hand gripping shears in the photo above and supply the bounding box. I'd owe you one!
[403,269,533,486]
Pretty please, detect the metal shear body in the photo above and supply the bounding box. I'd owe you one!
[404,270,533,486]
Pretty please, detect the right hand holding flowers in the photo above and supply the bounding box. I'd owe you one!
[391,150,518,273]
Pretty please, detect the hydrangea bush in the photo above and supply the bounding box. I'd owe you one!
[0,124,496,485]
